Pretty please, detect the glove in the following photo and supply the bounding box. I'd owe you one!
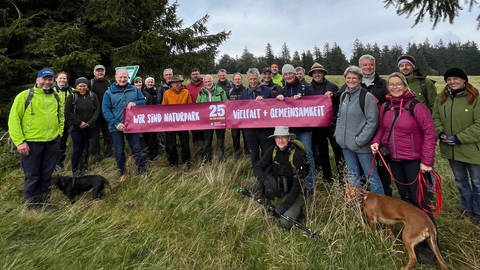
[446,135,460,145]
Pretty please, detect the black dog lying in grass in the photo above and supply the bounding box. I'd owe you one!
[51,175,110,203]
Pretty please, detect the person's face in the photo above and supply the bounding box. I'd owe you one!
[134,80,143,90]
[399,63,414,76]
[271,65,279,74]
[262,72,272,82]
[171,81,182,92]
[217,71,227,81]
[248,74,259,87]
[56,73,67,87]
[233,75,242,86]
[296,71,305,81]
[191,71,200,81]
[203,76,213,89]
[115,70,129,87]
[360,59,375,76]
[163,70,173,83]
[76,83,88,95]
[284,72,296,84]
[311,70,325,82]
[145,80,154,88]
[446,76,466,91]
[94,68,105,79]
[274,135,290,150]
[36,76,54,90]
[345,72,361,89]
[387,77,407,97]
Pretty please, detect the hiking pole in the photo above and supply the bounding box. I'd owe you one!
[235,187,319,238]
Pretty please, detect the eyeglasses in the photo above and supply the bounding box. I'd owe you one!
[388,83,404,88]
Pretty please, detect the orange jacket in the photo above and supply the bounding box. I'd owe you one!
[162,87,192,105]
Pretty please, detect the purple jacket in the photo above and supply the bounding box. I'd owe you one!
[372,91,436,166]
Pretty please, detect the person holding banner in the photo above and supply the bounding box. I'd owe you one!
[335,66,383,194]
[103,69,146,182]
[142,77,161,161]
[196,75,228,163]
[276,64,316,194]
[240,68,274,166]
[229,73,249,158]
[162,75,193,168]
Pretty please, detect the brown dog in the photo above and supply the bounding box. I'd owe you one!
[362,191,448,270]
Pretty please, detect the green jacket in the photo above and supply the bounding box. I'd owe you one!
[196,84,227,103]
[8,87,64,146]
[433,90,480,164]
[406,73,437,110]
[272,73,283,87]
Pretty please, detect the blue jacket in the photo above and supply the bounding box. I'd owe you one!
[239,84,273,100]
[102,83,145,132]
[280,80,313,97]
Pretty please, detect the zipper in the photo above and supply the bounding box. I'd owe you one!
[449,98,455,159]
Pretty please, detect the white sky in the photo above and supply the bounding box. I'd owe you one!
[175,0,480,60]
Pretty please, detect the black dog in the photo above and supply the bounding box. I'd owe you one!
[51,175,110,203]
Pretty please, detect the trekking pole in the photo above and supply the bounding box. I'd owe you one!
[235,187,319,238]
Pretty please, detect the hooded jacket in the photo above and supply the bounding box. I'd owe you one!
[196,84,227,103]
[8,86,63,145]
[372,91,436,166]
[65,91,100,131]
[433,87,480,165]
[102,83,145,132]
[187,80,204,102]
[334,85,378,153]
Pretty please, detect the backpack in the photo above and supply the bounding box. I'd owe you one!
[272,139,309,178]
[24,88,61,123]
[340,88,369,115]
[382,99,419,117]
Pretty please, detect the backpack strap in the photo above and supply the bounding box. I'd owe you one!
[340,88,368,115]
[420,79,429,107]
[24,88,61,123]
[24,88,35,112]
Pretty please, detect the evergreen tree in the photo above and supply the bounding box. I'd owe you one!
[292,51,302,67]
[279,42,291,66]
[301,50,314,70]
[237,47,256,73]
[324,43,349,74]
[265,43,275,65]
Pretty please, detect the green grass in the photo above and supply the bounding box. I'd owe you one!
[1,77,480,269]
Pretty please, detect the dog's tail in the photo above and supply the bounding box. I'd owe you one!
[426,225,448,269]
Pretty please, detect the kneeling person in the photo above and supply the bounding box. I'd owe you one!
[251,126,307,229]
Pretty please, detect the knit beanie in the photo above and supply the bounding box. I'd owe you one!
[75,77,88,87]
[444,68,468,82]
[145,77,155,84]
[397,55,416,69]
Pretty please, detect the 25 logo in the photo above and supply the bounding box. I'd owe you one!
[209,104,225,118]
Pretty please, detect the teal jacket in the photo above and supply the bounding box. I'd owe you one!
[8,87,64,146]
[433,88,480,165]
[196,84,227,103]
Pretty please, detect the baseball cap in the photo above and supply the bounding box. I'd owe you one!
[37,68,55,78]
[94,64,105,71]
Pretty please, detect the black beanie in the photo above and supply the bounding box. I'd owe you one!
[75,77,89,86]
[444,68,468,82]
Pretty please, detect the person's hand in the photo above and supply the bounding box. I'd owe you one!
[116,123,125,132]
[420,163,432,173]
[127,102,136,109]
[371,143,379,154]
[255,96,264,101]
[17,142,30,156]
[80,121,89,128]
[293,94,302,99]
[276,94,284,101]
[445,135,460,145]
[325,91,333,97]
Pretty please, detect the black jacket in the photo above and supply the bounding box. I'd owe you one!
[65,91,100,131]
[339,73,388,105]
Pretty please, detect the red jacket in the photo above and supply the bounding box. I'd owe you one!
[187,80,203,102]
[372,91,437,166]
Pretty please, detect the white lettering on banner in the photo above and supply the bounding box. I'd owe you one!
[133,114,145,124]
[163,112,200,122]
[269,106,326,118]
[232,109,262,119]
[147,113,162,123]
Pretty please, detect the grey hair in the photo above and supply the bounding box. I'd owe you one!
[217,69,227,74]
[358,54,376,65]
[246,68,260,78]
[343,65,363,79]
[295,66,305,73]
[386,72,409,88]
[232,72,242,79]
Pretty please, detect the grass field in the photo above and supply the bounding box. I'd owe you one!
[1,76,480,269]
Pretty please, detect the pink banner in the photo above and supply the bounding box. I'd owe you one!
[226,95,332,128]
[124,96,332,133]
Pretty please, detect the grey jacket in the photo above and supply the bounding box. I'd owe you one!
[334,85,378,153]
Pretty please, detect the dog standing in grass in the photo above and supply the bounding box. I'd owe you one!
[52,175,110,203]
[361,191,448,270]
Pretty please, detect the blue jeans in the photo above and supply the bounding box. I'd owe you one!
[449,159,480,215]
[111,131,145,175]
[297,131,315,190]
[342,148,384,194]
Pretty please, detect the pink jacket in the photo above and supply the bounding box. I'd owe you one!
[372,91,437,166]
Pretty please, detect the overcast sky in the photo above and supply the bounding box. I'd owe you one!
[175,0,479,61]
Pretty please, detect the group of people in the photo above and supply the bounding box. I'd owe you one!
[8,55,480,238]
